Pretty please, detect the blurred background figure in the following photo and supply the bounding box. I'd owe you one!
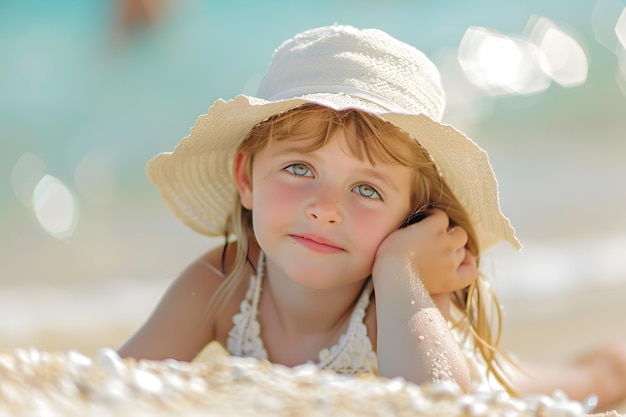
[116,0,165,30]
[0,1,625,392]
[113,0,167,43]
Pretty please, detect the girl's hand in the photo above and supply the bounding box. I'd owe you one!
[375,209,478,295]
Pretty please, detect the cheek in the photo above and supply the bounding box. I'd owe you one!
[252,180,305,225]
[349,210,400,254]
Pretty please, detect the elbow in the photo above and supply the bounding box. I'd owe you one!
[378,353,471,393]
[426,349,472,393]
[426,360,471,393]
[438,343,472,393]
[448,360,471,393]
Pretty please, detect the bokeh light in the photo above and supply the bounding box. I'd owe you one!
[528,17,588,87]
[592,0,626,52]
[457,17,588,96]
[457,26,550,96]
[32,175,79,239]
[10,152,48,209]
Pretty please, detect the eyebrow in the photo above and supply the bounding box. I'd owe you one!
[274,145,306,156]
[358,167,400,192]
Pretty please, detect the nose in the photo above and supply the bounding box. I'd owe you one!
[305,189,343,225]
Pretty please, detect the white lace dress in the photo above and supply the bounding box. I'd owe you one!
[226,252,378,374]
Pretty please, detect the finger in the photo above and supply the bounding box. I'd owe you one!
[401,208,448,233]
[417,208,450,232]
[429,248,477,295]
[427,208,449,223]
[456,248,478,288]
[447,225,468,249]
[454,246,467,265]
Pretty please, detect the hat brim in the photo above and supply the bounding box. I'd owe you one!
[147,94,521,251]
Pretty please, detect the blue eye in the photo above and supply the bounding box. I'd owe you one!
[285,163,312,177]
[353,184,380,199]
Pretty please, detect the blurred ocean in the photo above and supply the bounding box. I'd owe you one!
[1,0,626,352]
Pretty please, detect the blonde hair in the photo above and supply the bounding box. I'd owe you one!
[204,103,516,393]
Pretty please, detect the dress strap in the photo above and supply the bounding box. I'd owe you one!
[226,251,268,360]
[195,259,225,277]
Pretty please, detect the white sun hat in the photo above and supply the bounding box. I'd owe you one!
[147,24,521,251]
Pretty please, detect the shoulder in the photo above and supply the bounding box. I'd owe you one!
[162,244,233,313]
[195,243,261,344]
[176,239,261,302]
[118,241,257,361]
[170,241,260,334]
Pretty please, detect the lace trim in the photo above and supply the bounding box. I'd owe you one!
[227,251,268,360]
[226,252,377,374]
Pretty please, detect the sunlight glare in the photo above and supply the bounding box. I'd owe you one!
[529,17,588,87]
[10,152,48,209]
[457,27,549,96]
[592,0,625,52]
[458,27,520,90]
[32,175,79,239]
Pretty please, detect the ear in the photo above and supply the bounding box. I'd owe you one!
[233,151,253,210]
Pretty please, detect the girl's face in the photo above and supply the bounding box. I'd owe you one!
[236,128,414,290]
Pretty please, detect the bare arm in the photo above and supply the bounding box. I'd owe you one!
[117,248,227,362]
[373,210,477,391]
[373,256,471,390]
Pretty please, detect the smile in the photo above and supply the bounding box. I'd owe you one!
[290,234,344,254]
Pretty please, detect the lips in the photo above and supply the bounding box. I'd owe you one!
[290,234,344,254]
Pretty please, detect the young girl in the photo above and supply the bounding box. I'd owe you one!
[118,24,626,409]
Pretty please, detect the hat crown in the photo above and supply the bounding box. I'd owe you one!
[257,25,446,121]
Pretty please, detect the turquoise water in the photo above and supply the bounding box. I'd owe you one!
[1,0,626,291]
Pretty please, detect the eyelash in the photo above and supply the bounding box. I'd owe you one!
[283,163,382,200]
[353,184,381,199]
[284,163,312,177]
